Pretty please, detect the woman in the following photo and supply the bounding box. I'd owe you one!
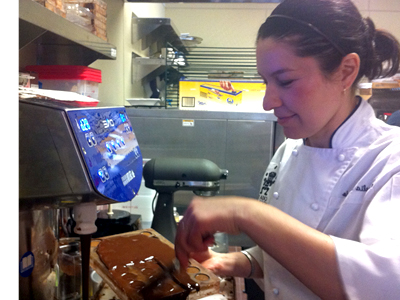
[174,0,400,299]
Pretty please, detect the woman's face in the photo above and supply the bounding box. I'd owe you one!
[257,38,351,147]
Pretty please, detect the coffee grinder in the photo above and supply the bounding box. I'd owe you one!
[19,98,143,299]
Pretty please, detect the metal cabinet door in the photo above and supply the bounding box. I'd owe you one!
[225,119,275,199]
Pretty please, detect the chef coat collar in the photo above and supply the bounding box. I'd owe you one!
[302,97,370,149]
[329,96,362,148]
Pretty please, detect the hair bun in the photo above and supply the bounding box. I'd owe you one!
[363,17,376,42]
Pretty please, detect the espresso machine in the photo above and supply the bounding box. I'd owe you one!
[19,98,143,299]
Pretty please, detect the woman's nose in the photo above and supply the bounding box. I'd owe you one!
[263,85,281,111]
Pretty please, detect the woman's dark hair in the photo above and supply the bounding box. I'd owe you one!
[257,0,400,86]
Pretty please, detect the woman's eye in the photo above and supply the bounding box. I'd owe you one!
[278,79,294,87]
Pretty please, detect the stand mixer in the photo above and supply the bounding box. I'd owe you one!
[19,98,143,299]
[143,158,228,242]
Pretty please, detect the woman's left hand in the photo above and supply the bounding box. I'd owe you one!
[190,249,255,278]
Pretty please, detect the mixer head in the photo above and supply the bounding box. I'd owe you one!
[143,158,228,196]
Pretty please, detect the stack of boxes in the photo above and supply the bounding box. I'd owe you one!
[90,0,108,41]
[34,0,67,18]
[33,0,108,41]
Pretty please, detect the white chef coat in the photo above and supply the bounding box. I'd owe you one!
[247,98,400,299]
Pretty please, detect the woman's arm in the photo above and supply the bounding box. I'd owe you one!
[175,196,347,300]
[240,198,346,299]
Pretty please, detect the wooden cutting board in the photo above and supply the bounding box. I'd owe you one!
[90,229,220,300]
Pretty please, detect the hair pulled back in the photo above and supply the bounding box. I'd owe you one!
[257,0,400,86]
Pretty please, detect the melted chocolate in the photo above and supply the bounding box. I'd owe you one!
[96,233,200,299]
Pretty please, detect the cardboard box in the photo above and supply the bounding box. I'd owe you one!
[199,83,243,105]
[179,79,266,112]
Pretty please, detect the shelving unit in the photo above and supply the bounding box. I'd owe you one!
[131,16,188,109]
[19,0,117,66]
[131,45,184,109]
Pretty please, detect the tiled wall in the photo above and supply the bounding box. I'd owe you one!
[358,0,400,41]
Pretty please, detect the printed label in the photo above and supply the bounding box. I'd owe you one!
[20,251,35,277]
[182,119,195,127]
[122,170,135,186]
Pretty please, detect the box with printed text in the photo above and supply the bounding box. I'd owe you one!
[179,79,266,112]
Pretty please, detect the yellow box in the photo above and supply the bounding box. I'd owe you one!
[179,79,266,112]
[199,83,243,105]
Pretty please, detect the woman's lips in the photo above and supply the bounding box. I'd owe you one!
[276,114,295,125]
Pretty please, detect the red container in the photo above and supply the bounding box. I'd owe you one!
[25,65,102,100]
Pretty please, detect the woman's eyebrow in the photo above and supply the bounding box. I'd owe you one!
[270,68,295,77]
[258,67,295,80]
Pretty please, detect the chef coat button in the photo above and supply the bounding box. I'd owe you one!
[273,192,279,199]
[338,154,345,162]
[311,203,319,211]
[273,288,279,295]
[292,149,298,156]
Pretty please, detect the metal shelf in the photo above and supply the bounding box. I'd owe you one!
[132,47,183,82]
[132,57,169,82]
[19,0,117,65]
[132,45,183,109]
[132,16,187,56]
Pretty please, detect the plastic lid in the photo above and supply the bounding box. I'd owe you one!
[25,65,102,83]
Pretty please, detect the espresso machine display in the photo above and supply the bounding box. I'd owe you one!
[19,98,143,300]
[67,108,142,202]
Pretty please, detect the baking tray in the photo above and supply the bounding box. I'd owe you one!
[90,229,220,300]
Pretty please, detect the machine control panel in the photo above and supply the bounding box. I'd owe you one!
[67,107,142,202]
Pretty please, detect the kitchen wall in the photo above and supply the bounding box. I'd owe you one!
[91,0,400,106]
[165,0,400,48]
[165,3,276,48]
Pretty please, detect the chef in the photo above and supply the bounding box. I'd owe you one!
[174,0,400,299]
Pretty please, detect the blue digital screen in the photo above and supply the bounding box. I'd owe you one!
[67,108,143,203]
[79,118,91,132]
[120,113,126,123]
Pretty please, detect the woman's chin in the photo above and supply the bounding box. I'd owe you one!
[282,129,306,140]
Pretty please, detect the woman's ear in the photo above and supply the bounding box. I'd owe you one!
[339,53,360,90]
